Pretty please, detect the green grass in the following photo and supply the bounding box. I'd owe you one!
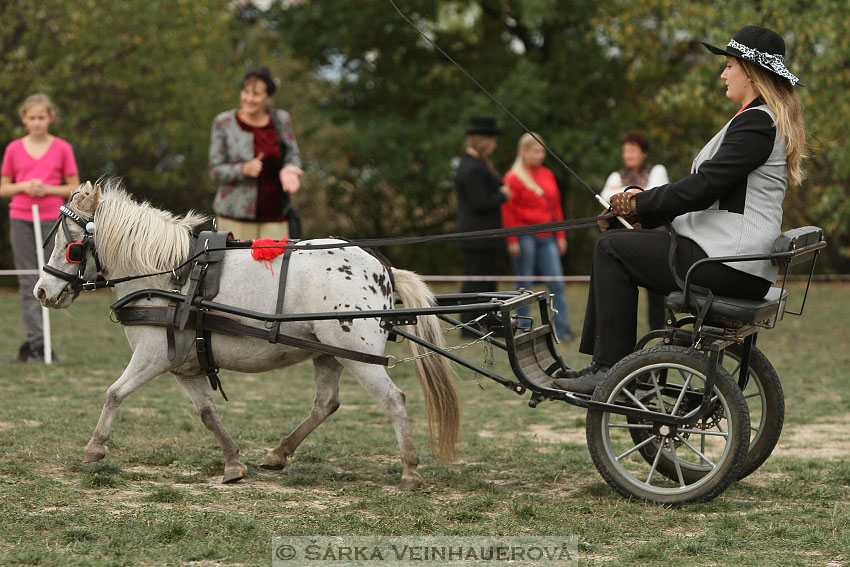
[0,282,849,566]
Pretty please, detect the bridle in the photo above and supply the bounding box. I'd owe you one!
[41,202,107,291]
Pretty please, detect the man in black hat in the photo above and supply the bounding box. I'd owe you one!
[454,116,512,334]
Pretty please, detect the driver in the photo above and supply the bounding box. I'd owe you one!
[554,25,807,394]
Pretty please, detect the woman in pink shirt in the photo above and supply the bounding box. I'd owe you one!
[1,94,79,362]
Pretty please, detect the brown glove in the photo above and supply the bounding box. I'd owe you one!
[609,191,638,221]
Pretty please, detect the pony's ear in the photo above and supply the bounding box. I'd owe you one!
[71,181,101,216]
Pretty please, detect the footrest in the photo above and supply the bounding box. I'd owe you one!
[666,287,787,327]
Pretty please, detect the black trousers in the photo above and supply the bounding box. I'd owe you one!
[580,229,771,367]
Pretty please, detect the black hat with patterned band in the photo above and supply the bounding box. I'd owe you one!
[703,25,804,87]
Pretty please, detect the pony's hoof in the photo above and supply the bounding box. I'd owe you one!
[222,464,247,484]
[399,474,423,490]
[83,446,107,463]
[259,452,287,470]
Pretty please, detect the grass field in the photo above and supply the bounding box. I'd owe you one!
[0,281,849,566]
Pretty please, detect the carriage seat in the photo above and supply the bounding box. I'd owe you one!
[664,226,824,329]
[665,287,787,327]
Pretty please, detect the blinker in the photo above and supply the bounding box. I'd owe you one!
[66,242,85,264]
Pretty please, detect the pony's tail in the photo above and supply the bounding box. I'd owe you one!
[391,269,461,463]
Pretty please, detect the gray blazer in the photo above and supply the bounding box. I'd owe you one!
[672,104,786,282]
[208,108,302,220]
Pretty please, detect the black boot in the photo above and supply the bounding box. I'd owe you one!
[551,362,609,394]
[16,341,31,362]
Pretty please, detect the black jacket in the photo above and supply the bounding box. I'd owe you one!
[454,152,507,250]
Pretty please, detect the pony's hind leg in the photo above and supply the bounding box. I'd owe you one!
[174,375,247,484]
[261,355,343,471]
[343,360,423,490]
[84,351,170,464]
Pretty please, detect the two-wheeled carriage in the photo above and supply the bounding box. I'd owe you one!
[36,183,825,505]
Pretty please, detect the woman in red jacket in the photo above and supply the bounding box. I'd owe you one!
[501,133,573,340]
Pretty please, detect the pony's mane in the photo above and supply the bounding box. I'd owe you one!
[93,180,208,278]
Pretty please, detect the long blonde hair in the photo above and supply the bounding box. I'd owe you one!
[741,60,807,185]
[508,133,545,196]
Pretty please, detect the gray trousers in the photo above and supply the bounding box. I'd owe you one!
[10,219,55,350]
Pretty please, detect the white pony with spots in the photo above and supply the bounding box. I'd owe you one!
[35,181,460,487]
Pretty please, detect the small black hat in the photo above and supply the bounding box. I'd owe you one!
[242,67,277,96]
[466,116,501,135]
[703,25,803,86]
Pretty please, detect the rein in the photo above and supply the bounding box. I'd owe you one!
[44,209,617,291]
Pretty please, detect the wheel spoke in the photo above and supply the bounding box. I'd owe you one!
[615,434,656,461]
[671,374,693,415]
[669,442,686,487]
[650,371,666,413]
[743,392,761,400]
[623,387,651,411]
[728,361,742,377]
[646,437,665,484]
[678,428,729,437]
[677,434,717,467]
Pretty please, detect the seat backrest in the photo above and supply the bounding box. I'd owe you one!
[771,226,825,267]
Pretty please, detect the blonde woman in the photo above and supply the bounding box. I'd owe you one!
[501,133,573,340]
[0,94,79,362]
[555,25,806,393]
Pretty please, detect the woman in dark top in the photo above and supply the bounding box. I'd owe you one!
[554,25,807,394]
[454,116,512,332]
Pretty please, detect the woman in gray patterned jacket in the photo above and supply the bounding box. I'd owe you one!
[554,25,807,394]
[208,67,303,239]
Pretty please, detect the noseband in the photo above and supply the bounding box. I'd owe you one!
[42,204,106,291]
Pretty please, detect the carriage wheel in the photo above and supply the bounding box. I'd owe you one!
[586,345,750,506]
[630,342,782,482]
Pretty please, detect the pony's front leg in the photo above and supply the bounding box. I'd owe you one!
[84,350,171,463]
[173,375,246,483]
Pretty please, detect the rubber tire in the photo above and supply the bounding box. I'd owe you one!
[721,343,783,479]
[586,345,750,506]
[630,342,783,482]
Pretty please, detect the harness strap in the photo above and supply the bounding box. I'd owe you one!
[269,246,296,342]
[166,303,178,360]
[113,305,390,366]
[194,307,228,401]
[177,263,206,331]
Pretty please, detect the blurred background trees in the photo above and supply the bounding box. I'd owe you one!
[1,0,847,274]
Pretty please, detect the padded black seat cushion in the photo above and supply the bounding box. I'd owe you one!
[666,287,787,326]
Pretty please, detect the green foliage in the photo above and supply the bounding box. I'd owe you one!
[1,0,848,276]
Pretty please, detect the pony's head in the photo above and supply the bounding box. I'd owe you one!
[35,179,207,308]
[35,181,102,308]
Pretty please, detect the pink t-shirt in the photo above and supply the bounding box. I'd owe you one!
[1,137,78,221]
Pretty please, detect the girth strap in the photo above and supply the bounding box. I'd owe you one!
[114,305,390,367]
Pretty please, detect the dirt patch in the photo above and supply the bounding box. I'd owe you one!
[477,423,586,446]
[772,416,850,459]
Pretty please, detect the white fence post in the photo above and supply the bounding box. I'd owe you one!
[31,204,52,365]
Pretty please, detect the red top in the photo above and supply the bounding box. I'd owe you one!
[235,113,284,222]
[501,165,566,244]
